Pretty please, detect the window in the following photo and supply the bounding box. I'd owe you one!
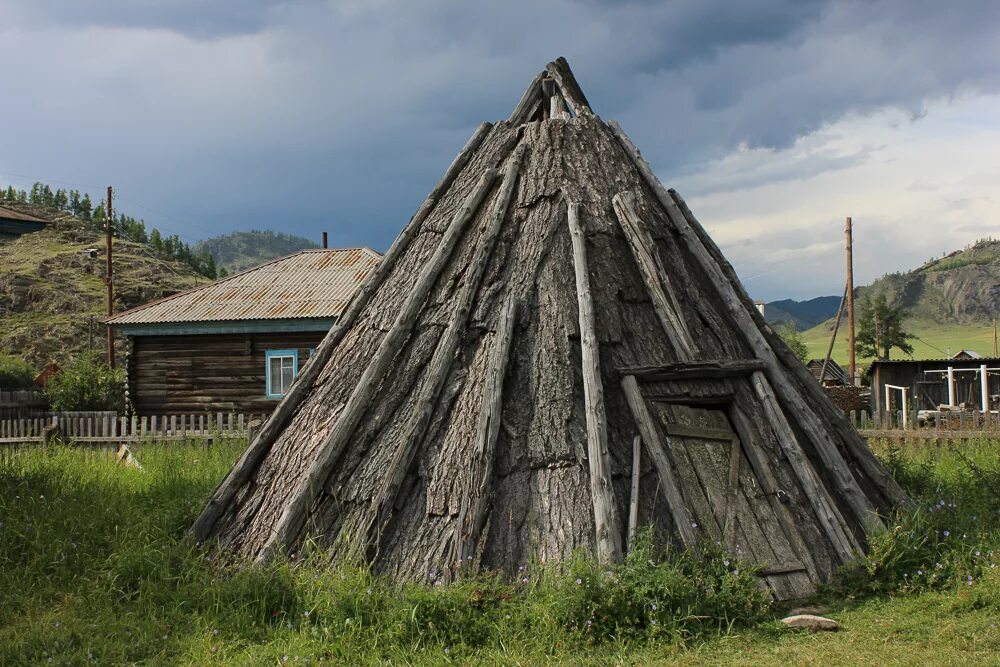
[265,349,298,399]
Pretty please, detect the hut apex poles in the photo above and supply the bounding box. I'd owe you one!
[845,217,855,385]
[106,186,115,368]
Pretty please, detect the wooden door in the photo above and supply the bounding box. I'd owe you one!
[652,402,815,598]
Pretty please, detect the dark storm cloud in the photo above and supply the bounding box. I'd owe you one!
[0,0,998,300]
[10,0,301,38]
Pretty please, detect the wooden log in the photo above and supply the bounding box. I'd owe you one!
[508,70,546,124]
[621,374,698,547]
[191,122,497,543]
[750,371,861,563]
[568,201,623,564]
[667,188,908,510]
[627,434,641,553]
[257,166,503,562]
[545,57,592,117]
[612,191,695,360]
[608,122,890,532]
[617,360,765,382]
[359,146,526,557]
[453,297,520,567]
[728,403,818,581]
[722,436,742,552]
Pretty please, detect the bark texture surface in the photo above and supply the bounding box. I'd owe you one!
[196,60,903,600]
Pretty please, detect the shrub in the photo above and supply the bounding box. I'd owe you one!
[44,351,125,412]
[0,355,35,390]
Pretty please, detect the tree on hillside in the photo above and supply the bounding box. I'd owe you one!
[855,293,915,360]
[778,322,809,363]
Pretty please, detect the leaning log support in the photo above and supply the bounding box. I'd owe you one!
[750,371,861,562]
[256,167,502,563]
[191,121,494,543]
[670,189,908,510]
[620,374,698,548]
[627,434,641,553]
[612,191,695,361]
[568,202,623,564]
[509,71,547,124]
[452,296,520,568]
[545,57,592,117]
[360,146,527,557]
[608,121,887,538]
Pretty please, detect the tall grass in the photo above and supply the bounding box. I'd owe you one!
[0,442,768,665]
[836,437,1000,598]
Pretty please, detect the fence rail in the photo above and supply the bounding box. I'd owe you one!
[0,412,262,446]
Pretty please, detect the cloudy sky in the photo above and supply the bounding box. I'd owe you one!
[1,0,997,300]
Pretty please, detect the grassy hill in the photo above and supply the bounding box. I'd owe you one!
[0,221,204,367]
[797,238,1000,364]
[194,230,318,274]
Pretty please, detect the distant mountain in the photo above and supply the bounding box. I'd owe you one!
[765,296,841,330]
[801,237,1000,363]
[194,230,318,274]
[857,238,1000,324]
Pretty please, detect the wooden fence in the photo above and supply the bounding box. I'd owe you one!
[0,389,48,420]
[0,411,262,449]
[852,408,1000,441]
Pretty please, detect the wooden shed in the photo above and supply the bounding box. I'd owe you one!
[869,357,1000,415]
[106,248,381,416]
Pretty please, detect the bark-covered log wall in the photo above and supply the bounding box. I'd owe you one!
[196,67,903,600]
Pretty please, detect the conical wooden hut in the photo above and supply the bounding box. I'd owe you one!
[194,58,905,599]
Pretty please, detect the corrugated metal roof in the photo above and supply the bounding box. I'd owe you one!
[107,248,382,325]
[0,205,48,223]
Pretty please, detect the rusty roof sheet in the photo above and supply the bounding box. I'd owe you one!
[0,205,48,223]
[107,248,382,325]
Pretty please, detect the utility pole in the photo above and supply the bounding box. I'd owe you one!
[322,231,328,249]
[994,317,998,357]
[105,186,115,368]
[845,217,856,384]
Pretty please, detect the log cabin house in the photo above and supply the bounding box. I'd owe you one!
[106,248,381,416]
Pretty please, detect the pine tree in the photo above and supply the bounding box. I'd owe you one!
[855,293,915,360]
[149,228,163,253]
[79,194,92,220]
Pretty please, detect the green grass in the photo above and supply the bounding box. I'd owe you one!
[3,438,1000,664]
[801,319,998,366]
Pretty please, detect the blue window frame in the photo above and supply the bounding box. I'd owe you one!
[265,349,298,399]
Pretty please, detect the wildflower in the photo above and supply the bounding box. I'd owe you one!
[575,578,582,585]
[977,551,982,557]
[586,619,592,626]
[723,559,730,567]
[691,522,698,529]
[303,611,310,617]
[212,628,219,635]
[943,530,950,537]
[444,647,450,655]
[732,569,739,576]
[505,614,511,620]
[917,570,923,576]
[366,588,372,595]
[522,576,529,584]
[651,619,657,625]
[651,603,657,611]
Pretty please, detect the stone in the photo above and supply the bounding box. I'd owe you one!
[781,614,839,632]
